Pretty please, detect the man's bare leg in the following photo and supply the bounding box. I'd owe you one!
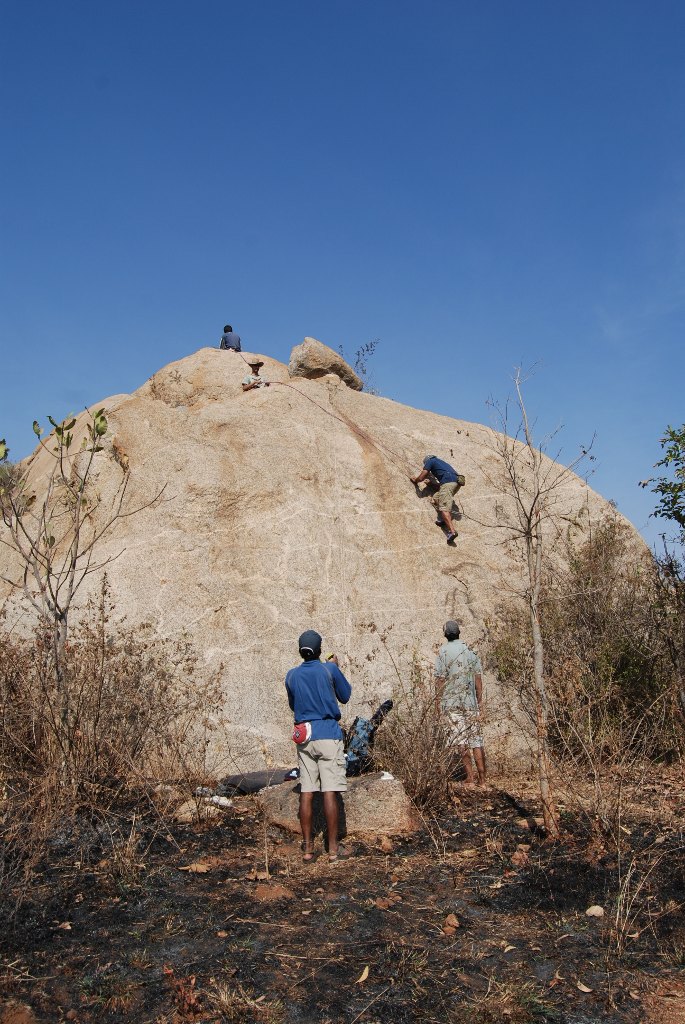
[460,746,476,784]
[323,791,340,857]
[299,792,315,859]
[472,747,487,786]
[439,509,456,535]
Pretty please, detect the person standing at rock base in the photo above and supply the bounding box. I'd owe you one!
[410,455,462,543]
[219,325,242,351]
[285,630,352,862]
[434,620,487,786]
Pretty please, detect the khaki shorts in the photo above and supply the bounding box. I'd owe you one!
[435,481,460,512]
[447,710,484,749]
[297,738,347,793]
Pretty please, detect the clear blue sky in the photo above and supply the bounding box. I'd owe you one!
[2,1,683,546]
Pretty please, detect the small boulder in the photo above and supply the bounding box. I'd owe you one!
[173,799,224,823]
[257,772,419,837]
[289,337,363,390]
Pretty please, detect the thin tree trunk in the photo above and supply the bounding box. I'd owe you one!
[527,516,560,838]
[530,609,560,837]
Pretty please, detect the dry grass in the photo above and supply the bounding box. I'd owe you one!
[485,516,685,843]
[0,590,234,919]
[206,980,285,1023]
[373,656,462,811]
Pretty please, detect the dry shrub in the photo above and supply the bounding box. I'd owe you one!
[486,515,685,830]
[373,655,462,810]
[0,588,231,916]
[485,519,685,959]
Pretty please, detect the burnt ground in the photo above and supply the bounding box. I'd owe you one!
[1,779,684,1024]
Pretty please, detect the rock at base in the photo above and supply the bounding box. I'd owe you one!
[257,772,419,837]
[173,798,224,823]
[289,337,363,390]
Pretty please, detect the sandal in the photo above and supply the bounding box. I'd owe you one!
[328,846,352,863]
[302,843,316,863]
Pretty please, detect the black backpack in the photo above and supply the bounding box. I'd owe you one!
[344,699,393,776]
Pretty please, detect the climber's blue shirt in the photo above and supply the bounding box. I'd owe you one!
[285,659,352,741]
[423,456,458,484]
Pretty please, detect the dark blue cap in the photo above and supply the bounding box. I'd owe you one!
[298,630,322,657]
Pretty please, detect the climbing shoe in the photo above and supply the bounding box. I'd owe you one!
[445,531,457,543]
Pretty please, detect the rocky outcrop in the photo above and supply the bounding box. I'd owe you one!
[0,342,641,773]
[288,337,363,390]
[257,773,420,837]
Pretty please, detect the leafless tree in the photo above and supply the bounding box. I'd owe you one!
[0,409,162,762]
[475,369,593,837]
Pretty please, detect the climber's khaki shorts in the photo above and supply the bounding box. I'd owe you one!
[298,738,347,793]
[435,481,460,512]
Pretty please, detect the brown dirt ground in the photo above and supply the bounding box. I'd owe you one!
[1,776,684,1024]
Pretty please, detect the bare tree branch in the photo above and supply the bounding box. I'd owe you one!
[482,367,593,838]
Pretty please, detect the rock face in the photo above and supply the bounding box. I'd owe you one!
[288,337,363,390]
[257,773,420,837]
[0,343,641,772]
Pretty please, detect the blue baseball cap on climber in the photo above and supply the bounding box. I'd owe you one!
[298,630,322,658]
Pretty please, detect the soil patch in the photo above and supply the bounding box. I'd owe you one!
[1,780,683,1023]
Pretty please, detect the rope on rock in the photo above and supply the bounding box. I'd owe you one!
[234,346,412,473]
[233,350,478,535]
[274,381,411,473]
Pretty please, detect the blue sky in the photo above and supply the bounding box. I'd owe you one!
[1,0,683,546]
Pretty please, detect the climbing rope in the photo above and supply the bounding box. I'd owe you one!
[274,381,411,473]
[234,348,412,474]
[232,348,482,539]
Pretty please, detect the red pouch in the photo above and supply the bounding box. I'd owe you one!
[292,722,312,744]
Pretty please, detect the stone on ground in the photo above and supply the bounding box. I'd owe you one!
[257,772,420,837]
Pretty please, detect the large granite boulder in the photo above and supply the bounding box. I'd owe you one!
[289,336,363,390]
[257,773,420,837]
[0,342,642,773]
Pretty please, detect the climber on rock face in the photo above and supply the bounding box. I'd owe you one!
[410,455,463,544]
[241,359,270,392]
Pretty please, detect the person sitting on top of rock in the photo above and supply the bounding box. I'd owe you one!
[219,325,241,351]
[241,359,270,391]
[410,455,462,544]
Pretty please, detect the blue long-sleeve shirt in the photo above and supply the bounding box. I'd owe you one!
[285,659,352,741]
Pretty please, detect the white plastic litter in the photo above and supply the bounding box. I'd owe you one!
[210,795,233,808]
[380,771,395,781]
